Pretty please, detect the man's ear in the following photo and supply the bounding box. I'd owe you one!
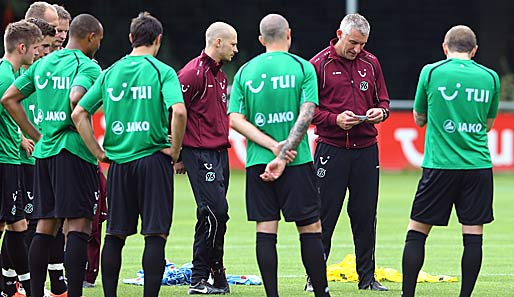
[442,43,449,56]
[258,35,266,47]
[470,45,478,58]
[129,33,133,44]
[88,32,96,42]
[153,34,162,46]
[336,29,343,39]
[215,37,222,48]
[17,43,27,54]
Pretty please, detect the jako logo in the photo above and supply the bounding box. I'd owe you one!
[443,120,456,133]
[111,121,124,135]
[254,112,294,127]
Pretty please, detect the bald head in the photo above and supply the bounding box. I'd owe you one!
[205,22,236,47]
[259,14,289,44]
[25,1,59,27]
[444,25,477,53]
[69,14,102,39]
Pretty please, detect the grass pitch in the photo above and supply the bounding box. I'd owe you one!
[81,170,514,296]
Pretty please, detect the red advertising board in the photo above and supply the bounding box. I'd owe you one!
[92,111,514,171]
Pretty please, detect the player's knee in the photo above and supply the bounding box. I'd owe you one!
[296,217,321,233]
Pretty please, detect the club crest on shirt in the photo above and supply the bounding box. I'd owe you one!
[317,168,326,178]
[359,81,368,91]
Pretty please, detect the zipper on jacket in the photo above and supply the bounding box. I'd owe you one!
[346,131,350,149]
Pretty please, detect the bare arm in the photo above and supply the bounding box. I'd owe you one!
[278,102,316,159]
[1,85,41,141]
[260,102,316,182]
[69,86,87,111]
[169,102,187,163]
[71,105,108,162]
[229,113,282,152]
[486,118,495,132]
[413,110,427,127]
[229,113,296,159]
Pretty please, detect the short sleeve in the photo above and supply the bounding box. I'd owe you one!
[227,68,246,116]
[162,68,184,110]
[300,62,319,106]
[487,72,501,119]
[13,61,37,97]
[413,65,429,114]
[79,72,105,114]
[72,62,101,91]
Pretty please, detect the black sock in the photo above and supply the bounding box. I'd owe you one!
[24,219,37,252]
[256,232,278,297]
[2,237,17,297]
[101,235,125,297]
[401,230,427,297]
[5,230,31,296]
[142,236,166,297]
[29,233,54,297]
[460,234,483,297]
[48,232,67,294]
[65,231,89,297]
[300,233,330,297]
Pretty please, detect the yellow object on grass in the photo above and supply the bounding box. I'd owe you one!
[327,254,458,283]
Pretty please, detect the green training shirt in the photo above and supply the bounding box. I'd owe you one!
[414,58,500,169]
[228,51,319,167]
[79,55,184,164]
[14,49,101,164]
[0,59,22,164]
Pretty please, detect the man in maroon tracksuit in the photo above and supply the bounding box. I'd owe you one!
[83,166,108,288]
[306,13,390,292]
[176,22,238,295]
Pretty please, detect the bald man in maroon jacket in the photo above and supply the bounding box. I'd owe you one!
[176,21,238,295]
[305,13,390,292]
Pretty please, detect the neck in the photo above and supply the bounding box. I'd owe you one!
[130,45,156,56]
[265,42,289,53]
[333,40,348,59]
[66,40,88,57]
[3,53,22,72]
[204,46,221,63]
[447,52,472,60]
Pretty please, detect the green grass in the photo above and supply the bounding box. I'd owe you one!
[82,171,514,296]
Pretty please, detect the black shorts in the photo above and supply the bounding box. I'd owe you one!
[0,164,24,223]
[181,147,229,216]
[245,163,320,223]
[20,163,35,219]
[106,152,174,236]
[33,149,98,220]
[410,168,494,226]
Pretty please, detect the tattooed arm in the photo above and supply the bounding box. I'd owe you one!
[278,102,316,159]
[260,102,316,182]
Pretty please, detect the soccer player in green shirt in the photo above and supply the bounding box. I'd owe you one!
[72,12,186,297]
[2,14,104,297]
[401,25,500,297]
[228,14,330,297]
[0,19,42,297]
